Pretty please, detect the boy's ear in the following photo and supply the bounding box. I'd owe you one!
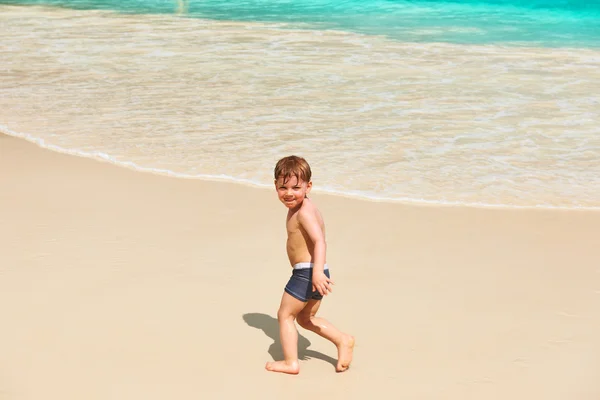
[306,181,313,193]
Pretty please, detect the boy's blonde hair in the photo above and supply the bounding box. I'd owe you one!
[274,155,312,184]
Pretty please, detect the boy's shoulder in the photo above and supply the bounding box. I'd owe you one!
[297,198,323,220]
[300,197,318,212]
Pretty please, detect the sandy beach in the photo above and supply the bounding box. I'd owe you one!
[1,133,599,399]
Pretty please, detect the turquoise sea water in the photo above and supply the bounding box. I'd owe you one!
[3,0,600,47]
[1,1,600,208]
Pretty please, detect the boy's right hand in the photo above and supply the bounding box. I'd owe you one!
[312,271,334,296]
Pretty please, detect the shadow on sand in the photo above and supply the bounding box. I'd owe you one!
[243,312,337,368]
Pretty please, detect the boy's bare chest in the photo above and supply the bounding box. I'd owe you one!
[286,216,305,240]
[286,216,309,248]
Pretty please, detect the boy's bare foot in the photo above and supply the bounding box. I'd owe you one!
[265,360,300,375]
[336,335,355,372]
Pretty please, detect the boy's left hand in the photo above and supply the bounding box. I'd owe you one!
[312,271,334,296]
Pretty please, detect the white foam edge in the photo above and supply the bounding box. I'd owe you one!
[2,125,599,211]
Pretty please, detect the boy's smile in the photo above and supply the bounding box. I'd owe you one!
[275,175,312,210]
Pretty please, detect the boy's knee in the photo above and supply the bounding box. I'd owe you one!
[277,308,295,322]
[296,314,313,328]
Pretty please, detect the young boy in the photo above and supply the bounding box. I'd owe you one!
[266,155,355,375]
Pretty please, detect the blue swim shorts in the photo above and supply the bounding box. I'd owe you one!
[284,262,331,303]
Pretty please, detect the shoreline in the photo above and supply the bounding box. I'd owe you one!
[2,129,599,212]
[1,133,600,399]
[2,4,600,210]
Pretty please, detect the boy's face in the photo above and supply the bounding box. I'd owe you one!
[275,175,312,209]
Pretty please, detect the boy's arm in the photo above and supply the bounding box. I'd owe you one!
[298,208,333,296]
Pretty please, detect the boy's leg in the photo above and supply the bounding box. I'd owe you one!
[265,292,307,374]
[296,299,355,372]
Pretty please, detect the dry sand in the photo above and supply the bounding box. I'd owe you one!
[1,133,599,399]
